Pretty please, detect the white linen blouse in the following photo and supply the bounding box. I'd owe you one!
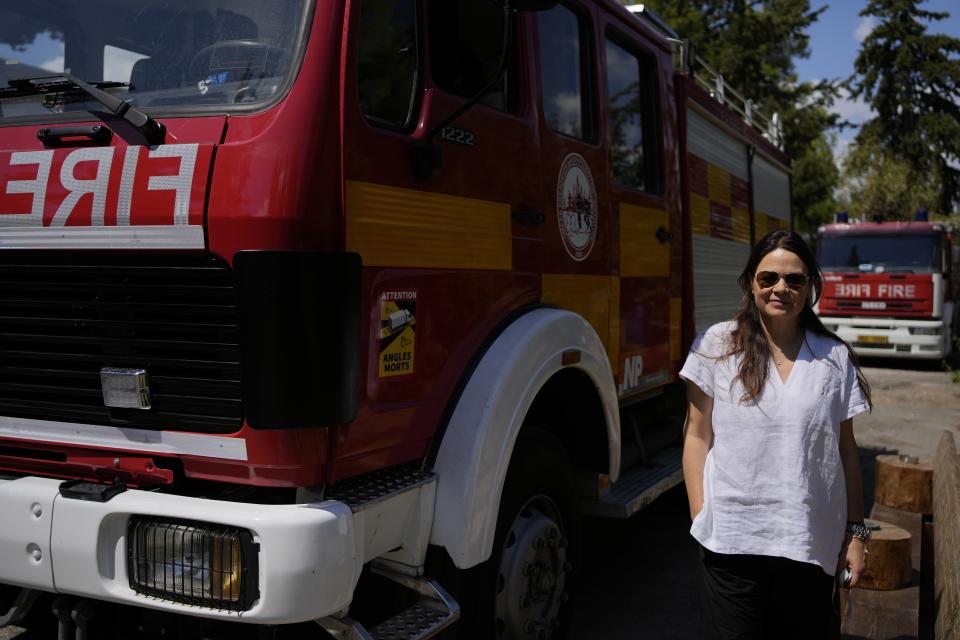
[679,320,869,576]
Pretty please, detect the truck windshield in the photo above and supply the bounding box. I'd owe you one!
[0,0,311,119]
[819,233,941,274]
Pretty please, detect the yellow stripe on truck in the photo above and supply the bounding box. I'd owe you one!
[542,274,617,360]
[345,181,512,270]
[619,203,670,278]
[731,207,750,244]
[690,193,710,235]
[708,164,732,207]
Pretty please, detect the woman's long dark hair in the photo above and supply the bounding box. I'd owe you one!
[730,230,872,407]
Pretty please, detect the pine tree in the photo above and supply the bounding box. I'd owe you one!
[850,0,960,213]
[639,0,843,230]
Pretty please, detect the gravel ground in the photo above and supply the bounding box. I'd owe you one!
[852,360,960,459]
[3,362,958,639]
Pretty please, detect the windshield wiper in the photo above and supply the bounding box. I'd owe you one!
[3,73,165,145]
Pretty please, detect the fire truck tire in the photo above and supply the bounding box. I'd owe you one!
[433,427,580,640]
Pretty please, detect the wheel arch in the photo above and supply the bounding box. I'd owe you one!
[429,308,620,570]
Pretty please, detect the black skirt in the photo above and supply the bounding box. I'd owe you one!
[697,542,842,639]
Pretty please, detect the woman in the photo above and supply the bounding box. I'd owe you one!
[680,230,872,639]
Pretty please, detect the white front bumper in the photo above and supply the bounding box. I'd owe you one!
[0,475,363,624]
[822,316,949,359]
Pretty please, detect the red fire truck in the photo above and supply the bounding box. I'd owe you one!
[0,1,792,638]
[816,217,958,360]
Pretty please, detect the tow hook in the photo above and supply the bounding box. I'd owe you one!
[52,597,97,640]
[72,601,96,640]
[52,597,74,640]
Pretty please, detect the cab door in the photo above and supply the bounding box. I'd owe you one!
[338,0,543,473]
[534,3,617,365]
[599,13,681,398]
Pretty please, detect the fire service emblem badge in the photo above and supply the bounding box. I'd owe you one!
[556,153,598,261]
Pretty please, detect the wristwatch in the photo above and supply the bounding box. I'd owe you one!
[846,521,871,543]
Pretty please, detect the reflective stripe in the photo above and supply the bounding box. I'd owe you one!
[0,416,247,460]
[0,225,204,249]
[345,180,512,270]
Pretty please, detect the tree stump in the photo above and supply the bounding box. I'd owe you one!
[875,454,933,514]
[858,519,912,591]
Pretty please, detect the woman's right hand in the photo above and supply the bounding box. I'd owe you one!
[682,380,713,524]
[689,501,704,521]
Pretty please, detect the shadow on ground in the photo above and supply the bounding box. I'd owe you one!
[571,443,898,640]
[571,484,704,639]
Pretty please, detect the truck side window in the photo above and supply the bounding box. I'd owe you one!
[357,0,419,129]
[429,1,517,112]
[605,36,661,193]
[538,4,593,140]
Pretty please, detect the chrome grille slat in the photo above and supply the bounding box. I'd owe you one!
[0,252,242,433]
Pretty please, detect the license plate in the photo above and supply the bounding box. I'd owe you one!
[857,335,888,344]
[861,301,887,310]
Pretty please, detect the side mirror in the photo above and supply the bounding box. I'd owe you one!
[510,0,559,10]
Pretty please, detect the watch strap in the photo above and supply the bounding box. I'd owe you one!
[845,521,871,542]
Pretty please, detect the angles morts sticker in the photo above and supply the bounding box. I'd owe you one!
[378,290,417,377]
[556,153,598,261]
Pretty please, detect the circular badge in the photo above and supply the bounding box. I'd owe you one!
[555,153,598,261]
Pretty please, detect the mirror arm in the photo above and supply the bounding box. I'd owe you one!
[424,3,515,144]
[412,1,516,181]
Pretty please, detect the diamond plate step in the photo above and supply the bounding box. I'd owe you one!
[316,564,459,640]
[368,603,450,640]
[324,464,435,511]
[580,445,684,519]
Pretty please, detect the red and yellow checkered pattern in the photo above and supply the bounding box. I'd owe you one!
[688,154,751,244]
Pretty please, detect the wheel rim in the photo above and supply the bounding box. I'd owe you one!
[494,495,570,639]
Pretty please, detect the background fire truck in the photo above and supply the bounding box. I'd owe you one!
[816,215,958,360]
[0,1,791,638]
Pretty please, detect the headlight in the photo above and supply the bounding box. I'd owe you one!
[128,517,258,611]
[909,327,941,336]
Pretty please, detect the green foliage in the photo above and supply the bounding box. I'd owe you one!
[839,131,940,219]
[850,0,960,213]
[638,0,842,232]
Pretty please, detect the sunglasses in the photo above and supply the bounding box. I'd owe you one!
[754,270,809,290]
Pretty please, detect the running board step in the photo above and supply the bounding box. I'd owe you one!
[324,464,435,511]
[580,445,684,519]
[316,564,460,640]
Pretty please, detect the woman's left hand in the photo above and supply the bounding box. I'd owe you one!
[836,535,867,587]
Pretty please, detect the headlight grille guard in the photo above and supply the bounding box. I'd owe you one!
[127,516,260,612]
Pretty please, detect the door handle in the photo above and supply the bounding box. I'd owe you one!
[512,210,545,225]
[655,226,674,244]
[37,125,113,145]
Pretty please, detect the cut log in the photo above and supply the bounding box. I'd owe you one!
[875,454,933,514]
[857,519,912,591]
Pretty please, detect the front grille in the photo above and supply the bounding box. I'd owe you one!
[835,300,916,310]
[0,252,241,433]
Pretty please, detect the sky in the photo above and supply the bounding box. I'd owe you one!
[793,0,960,163]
